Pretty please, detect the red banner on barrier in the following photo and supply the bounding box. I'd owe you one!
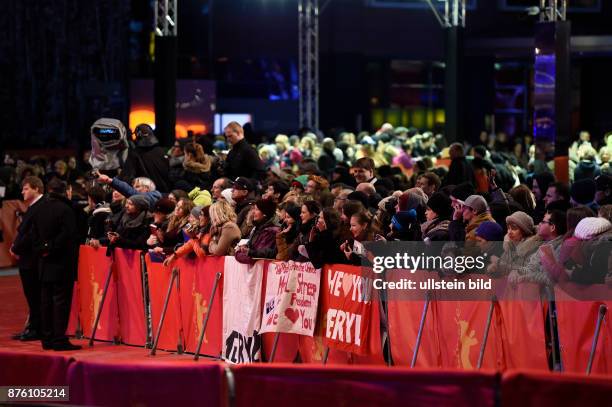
[321,264,375,355]
[555,284,612,374]
[76,245,119,341]
[186,256,225,357]
[113,249,147,346]
[147,256,184,352]
[497,283,548,370]
[433,299,504,370]
[387,271,441,367]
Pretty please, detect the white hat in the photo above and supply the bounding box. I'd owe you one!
[220,188,235,206]
[574,217,612,240]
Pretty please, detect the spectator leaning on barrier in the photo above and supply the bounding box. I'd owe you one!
[540,206,595,283]
[421,191,452,242]
[163,205,212,265]
[303,207,346,268]
[145,197,175,251]
[207,200,241,257]
[231,177,257,237]
[276,202,301,261]
[106,194,151,250]
[487,211,540,276]
[97,173,161,209]
[509,209,567,285]
[156,197,193,252]
[292,200,322,262]
[235,199,280,264]
[85,184,111,243]
[568,217,612,284]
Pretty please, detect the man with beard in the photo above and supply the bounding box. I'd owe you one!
[30,179,80,351]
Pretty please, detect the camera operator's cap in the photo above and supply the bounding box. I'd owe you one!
[231,177,255,192]
[463,195,489,214]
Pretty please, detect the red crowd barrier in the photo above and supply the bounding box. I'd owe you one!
[69,246,612,372]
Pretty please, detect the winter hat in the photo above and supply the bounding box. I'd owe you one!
[506,211,536,237]
[232,177,255,192]
[571,178,597,205]
[128,195,149,212]
[464,195,489,214]
[153,197,175,215]
[398,191,411,211]
[221,188,235,206]
[450,182,476,203]
[427,191,453,220]
[574,217,612,240]
[255,199,277,219]
[407,187,429,208]
[475,221,504,241]
[292,174,309,189]
[191,205,204,218]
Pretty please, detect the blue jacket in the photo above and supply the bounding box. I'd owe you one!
[111,177,162,208]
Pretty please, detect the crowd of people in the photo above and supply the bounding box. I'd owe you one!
[4,120,612,350]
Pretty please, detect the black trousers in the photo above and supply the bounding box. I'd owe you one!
[40,279,74,346]
[18,267,41,332]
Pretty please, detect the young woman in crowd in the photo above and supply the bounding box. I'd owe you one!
[292,200,322,262]
[235,199,280,264]
[156,197,194,252]
[207,200,241,256]
[341,211,376,265]
[303,207,346,268]
[276,202,301,261]
[163,205,213,265]
[487,211,540,276]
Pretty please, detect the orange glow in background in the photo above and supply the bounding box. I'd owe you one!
[129,108,208,139]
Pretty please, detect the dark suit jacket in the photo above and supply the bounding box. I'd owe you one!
[11,195,48,270]
[30,194,78,282]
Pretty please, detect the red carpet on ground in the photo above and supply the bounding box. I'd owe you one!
[2,274,612,407]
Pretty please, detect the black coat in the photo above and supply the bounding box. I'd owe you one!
[30,194,78,282]
[224,139,266,180]
[305,229,346,269]
[123,146,171,193]
[11,195,49,270]
[445,157,476,187]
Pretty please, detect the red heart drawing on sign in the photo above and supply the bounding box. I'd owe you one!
[284,308,299,324]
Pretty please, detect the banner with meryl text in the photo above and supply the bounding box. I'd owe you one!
[321,264,374,355]
[260,261,320,336]
[222,257,265,363]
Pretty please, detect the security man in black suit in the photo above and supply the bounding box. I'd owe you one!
[10,176,47,341]
[30,178,81,351]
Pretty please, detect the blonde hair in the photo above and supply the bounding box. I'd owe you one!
[224,121,243,136]
[209,200,237,227]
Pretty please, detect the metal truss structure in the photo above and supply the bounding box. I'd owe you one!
[298,0,319,131]
[155,0,177,37]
